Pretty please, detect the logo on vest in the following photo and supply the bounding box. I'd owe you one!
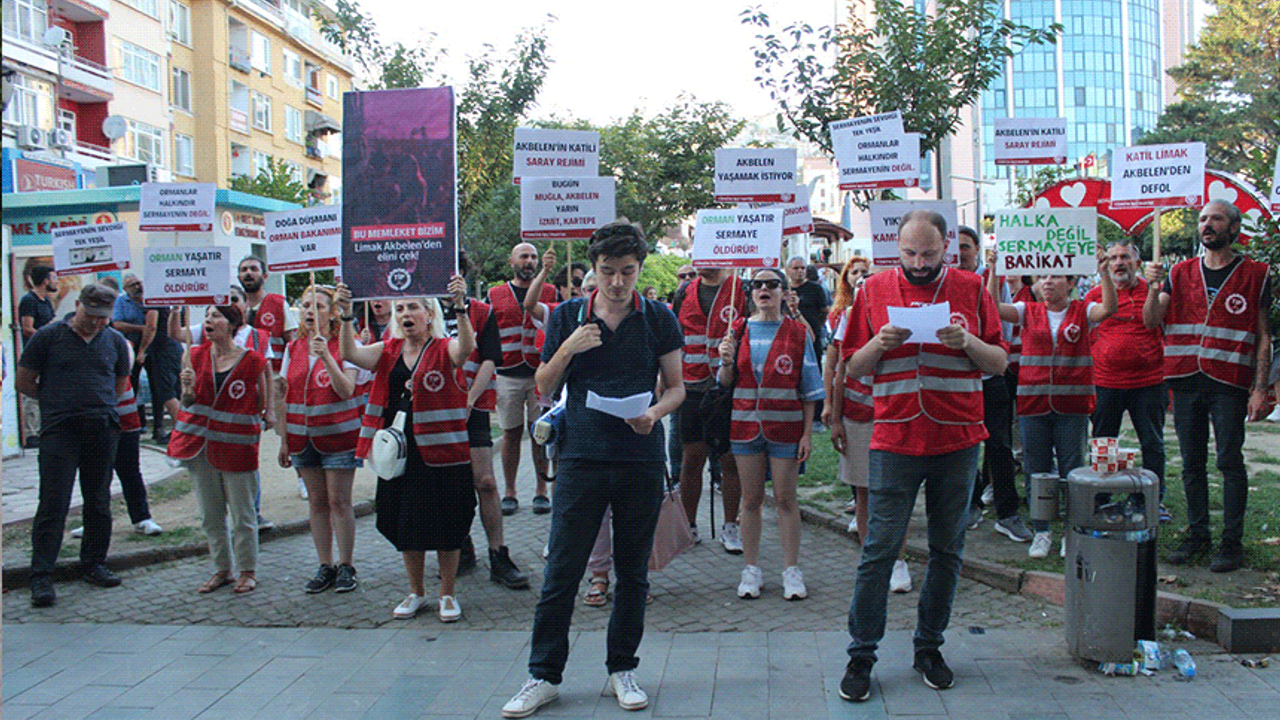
[949,312,969,331]
[423,370,445,393]
[774,354,794,376]
[315,369,332,388]
[1225,293,1248,315]
[228,379,247,399]
[259,312,276,328]
[719,305,736,324]
[388,268,412,292]
[1063,323,1081,344]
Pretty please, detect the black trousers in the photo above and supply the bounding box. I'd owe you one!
[31,416,121,577]
[972,374,1020,519]
[115,430,153,524]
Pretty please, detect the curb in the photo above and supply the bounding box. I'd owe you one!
[2,500,375,588]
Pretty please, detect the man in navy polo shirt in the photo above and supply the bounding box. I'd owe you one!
[503,221,685,717]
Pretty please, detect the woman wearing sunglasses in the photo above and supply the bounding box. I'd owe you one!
[717,267,825,600]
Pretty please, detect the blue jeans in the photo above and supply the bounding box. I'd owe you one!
[1093,383,1166,498]
[529,459,664,684]
[1172,386,1248,545]
[847,445,979,661]
[1019,413,1088,531]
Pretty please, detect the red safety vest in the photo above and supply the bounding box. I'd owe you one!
[283,336,365,454]
[828,308,873,423]
[461,300,497,412]
[168,345,267,472]
[249,293,288,371]
[1016,301,1095,417]
[488,282,558,370]
[865,268,985,426]
[678,275,746,384]
[117,379,142,433]
[729,317,808,443]
[1164,256,1269,389]
[356,337,469,467]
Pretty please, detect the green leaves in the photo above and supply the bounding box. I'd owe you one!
[228,157,313,206]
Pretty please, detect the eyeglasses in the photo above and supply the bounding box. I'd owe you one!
[570,277,583,287]
[677,272,695,280]
[750,279,784,290]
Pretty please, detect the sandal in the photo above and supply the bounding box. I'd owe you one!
[199,571,233,594]
[583,578,610,607]
[233,572,257,594]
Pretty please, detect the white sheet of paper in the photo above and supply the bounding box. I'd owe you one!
[886,302,952,342]
[586,390,653,420]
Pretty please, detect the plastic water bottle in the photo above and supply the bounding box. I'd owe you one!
[1173,649,1196,680]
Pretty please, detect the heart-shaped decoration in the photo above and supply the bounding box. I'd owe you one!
[1034,196,1052,209]
[1208,180,1238,204]
[1060,182,1088,207]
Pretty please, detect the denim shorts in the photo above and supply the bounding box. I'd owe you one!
[731,435,799,459]
[291,444,362,469]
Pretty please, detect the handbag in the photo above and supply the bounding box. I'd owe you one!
[649,481,696,571]
[368,411,408,479]
[699,325,744,455]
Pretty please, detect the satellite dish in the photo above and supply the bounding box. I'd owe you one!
[102,115,127,141]
[42,27,70,48]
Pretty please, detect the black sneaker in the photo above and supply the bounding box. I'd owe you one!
[306,564,337,593]
[532,495,552,514]
[1210,543,1244,573]
[82,563,122,588]
[839,657,874,702]
[501,497,519,516]
[334,564,359,592]
[1167,535,1211,565]
[913,649,954,690]
[30,576,56,607]
[458,536,477,576]
[490,546,530,589]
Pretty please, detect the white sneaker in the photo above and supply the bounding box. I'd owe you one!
[1029,531,1052,559]
[393,593,425,619]
[1060,536,1067,558]
[689,526,701,545]
[502,677,559,718]
[541,543,549,559]
[847,517,859,536]
[737,564,763,599]
[604,670,649,711]
[890,559,912,593]
[438,595,461,623]
[135,519,163,536]
[981,484,995,506]
[297,477,309,499]
[720,522,743,554]
[70,526,84,538]
[782,566,807,600]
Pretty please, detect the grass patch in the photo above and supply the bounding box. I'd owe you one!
[123,525,202,545]
[1246,450,1280,465]
[146,472,193,503]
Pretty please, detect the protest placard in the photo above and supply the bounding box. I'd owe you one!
[520,176,616,239]
[868,200,959,268]
[780,186,814,236]
[1271,151,1280,212]
[512,128,600,185]
[1110,142,1206,209]
[139,182,215,232]
[993,117,1067,165]
[342,87,457,299]
[995,208,1098,276]
[265,205,342,273]
[828,111,904,139]
[833,132,921,191]
[51,222,130,276]
[142,245,231,306]
[713,148,798,203]
[691,208,784,268]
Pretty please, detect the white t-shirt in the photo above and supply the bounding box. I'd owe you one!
[1012,301,1098,348]
[187,323,275,359]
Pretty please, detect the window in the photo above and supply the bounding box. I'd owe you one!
[252,91,272,131]
[285,105,303,143]
[170,66,192,112]
[283,49,303,86]
[282,160,302,184]
[252,150,272,178]
[327,74,340,100]
[174,133,194,176]
[3,0,49,43]
[1,74,53,127]
[123,119,166,166]
[119,40,162,92]
[250,31,271,74]
[168,1,190,45]
[121,0,159,18]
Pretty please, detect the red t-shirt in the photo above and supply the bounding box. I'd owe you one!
[1085,280,1164,389]
[843,268,1005,456]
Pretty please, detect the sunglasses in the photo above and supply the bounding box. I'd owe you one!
[571,277,583,287]
[677,272,695,280]
[750,278,784,290]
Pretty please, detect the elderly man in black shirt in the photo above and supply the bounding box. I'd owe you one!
[17,283,133,607]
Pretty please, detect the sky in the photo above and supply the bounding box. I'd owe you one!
[356,0,841,126]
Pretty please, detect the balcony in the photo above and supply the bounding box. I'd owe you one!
[305,86,324,107]
[2,28,113,102]
[229,47,252,73]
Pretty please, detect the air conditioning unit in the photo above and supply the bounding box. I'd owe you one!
[97,163,150,186]
[49,128,73,149]
[16,125,47,150]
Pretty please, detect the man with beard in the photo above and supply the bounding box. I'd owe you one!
[839,211,1007,702]
[19,265,59,339]
[1143,200,1271,573]
[238,256,297,373]
[489,243,559,515]
[1088,240,1169,520]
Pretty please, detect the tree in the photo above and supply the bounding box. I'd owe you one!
[228,157,312,205]
[1137,0,1279,191]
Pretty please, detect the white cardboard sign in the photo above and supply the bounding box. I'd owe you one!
[142,245,231,306]
[138,182,215,232]
[691,208,784,269]
[868,201,959,268]
[520,176,617,239]
[780,185,814,236]
[992,117,1068,166]
[51,222,130,276]
[1270,150,1280,213]
[833,132,921,191]
[828,111,904,139]
[265,205,342,272]
[1110,142,1206,209]
[994,208,1098,276]
[713,148,798,203]
[511,128,600,185]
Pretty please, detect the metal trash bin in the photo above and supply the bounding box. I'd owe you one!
[1063,467,1159,664]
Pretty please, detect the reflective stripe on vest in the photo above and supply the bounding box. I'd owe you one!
[678,276,745,384]
[167,345,266,472]
[283,336,364,453]
[729,317,807,444]
[355,338,470,467]
[1015,301,1094,416]
[1163,256,1267,389]
[117,384,142,432]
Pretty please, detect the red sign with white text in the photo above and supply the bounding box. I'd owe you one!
[14,158,77,193]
